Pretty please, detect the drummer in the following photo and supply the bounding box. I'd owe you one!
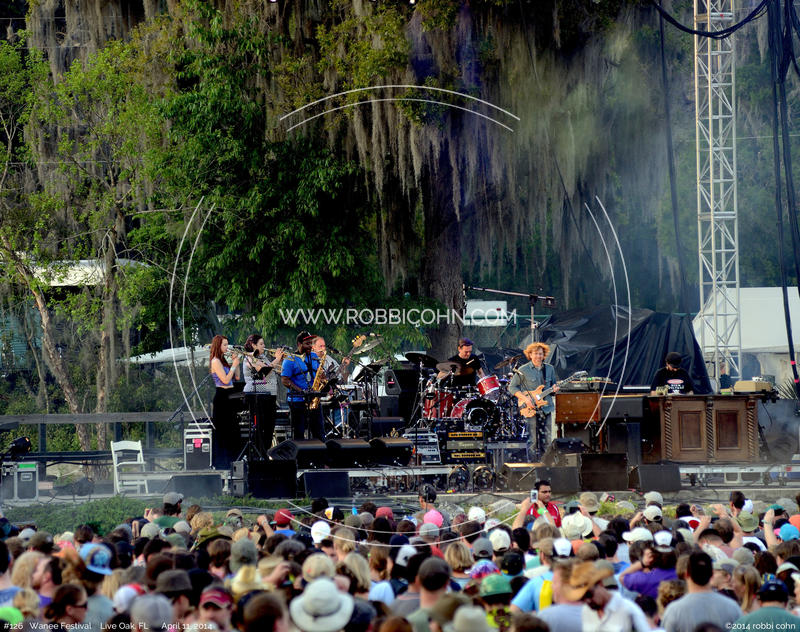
[437,338,485,389]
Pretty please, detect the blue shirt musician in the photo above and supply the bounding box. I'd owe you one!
[281,331,324,440]
[508,342,559,462]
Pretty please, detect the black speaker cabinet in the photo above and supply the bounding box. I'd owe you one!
[163,472,223,498]
[370,437,413,466]
[628,464,682,492]
[326,438,372,467]
[268,439,329,469]
[580,453,628,491]
[607,422,642,468]
[533,466,580,494]
[247,460,297,498]
[302,470,350,498]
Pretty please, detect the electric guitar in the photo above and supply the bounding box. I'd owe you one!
[336,334,367,381]
[514,371,588,417]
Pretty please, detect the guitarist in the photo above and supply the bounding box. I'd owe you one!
[281,331,324,440]
[508,342,559,462]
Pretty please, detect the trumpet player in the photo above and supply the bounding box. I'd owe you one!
[280,331,324,440]
[242,334,285,453]
[209,335,241,469]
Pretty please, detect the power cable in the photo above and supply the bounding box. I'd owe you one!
[652,0,770,39]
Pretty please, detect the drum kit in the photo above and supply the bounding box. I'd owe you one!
[407,351,528,439]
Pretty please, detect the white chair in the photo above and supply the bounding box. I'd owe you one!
[110,440,148,495]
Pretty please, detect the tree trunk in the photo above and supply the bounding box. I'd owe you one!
[0,237,90,449]
[421,140,463,361]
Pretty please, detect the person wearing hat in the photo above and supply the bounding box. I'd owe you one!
[661,551,741,632]
[579,492,609,531]
[427,593,471,632]
[281,331,324,440]
[155,569,194,625]
[154,493,184,529]
[77,544,114,628]
[478,573,514,630]
[272,509,296,537]
[405,558,453,632]
[290,576,355,632]
[562,560,650,631]
[733,578,800,628]
[197,586,234,632]
[735,511,766,551]
[650,352,695,396]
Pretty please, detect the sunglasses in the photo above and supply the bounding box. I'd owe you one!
[72,603,88,609]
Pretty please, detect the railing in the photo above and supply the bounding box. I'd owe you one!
[0,412,208,464]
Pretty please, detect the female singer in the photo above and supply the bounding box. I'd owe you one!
[242,334,285,454]
[210,335,241,469]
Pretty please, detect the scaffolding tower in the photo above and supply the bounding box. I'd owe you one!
[694,0,742,381]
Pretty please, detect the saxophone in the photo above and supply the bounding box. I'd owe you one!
[308,351,327,410]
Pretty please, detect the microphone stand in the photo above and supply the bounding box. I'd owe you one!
[464,285,556,345]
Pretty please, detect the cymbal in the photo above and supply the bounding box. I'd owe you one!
[436,361,462,375]
[494,354,523,369]
[405,352,439,368]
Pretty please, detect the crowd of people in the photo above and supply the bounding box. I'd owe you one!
[0,484,799,632]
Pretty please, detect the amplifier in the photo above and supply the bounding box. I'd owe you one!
[733,380,772,393]
[440,431,484,439]
[446,440,484,451]
[442,451,487,463]
[184,422,213,470]
[403,430,441,464]
[1,462,38,501]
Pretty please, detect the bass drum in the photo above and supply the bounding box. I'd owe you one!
[450,398,500,436]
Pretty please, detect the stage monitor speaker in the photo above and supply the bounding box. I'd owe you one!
[326,438,372,467]
[231,460,246,480]
[370,437,413,466]
[607,422,642,468]
[384,369,418,395]
[533,466,580,494]
[581,453,628,491]
[601,395,646,419]
[303,470,350,498]
[268,439,329,469]
[378,396,399,418]
[542,438,585,466]
[163,472,223,498]
[629,464,682,492]
[501,463,537,491]
[247,460,297,498]
[371,416,407,437]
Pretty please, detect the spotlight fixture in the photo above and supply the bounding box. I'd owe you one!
[8,437,31,460]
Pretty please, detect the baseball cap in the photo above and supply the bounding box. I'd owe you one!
[644,491,663,505]
[273,508,294,527]
[713,558,739,574]
[472,537,493,560]
[736,511,758,532]
[156,569,192,595]
[643,506,662,522]
[780,524,800,542]
[200,586,233,608]
[622,527,654,543]
[468,507,486,524]
[80,543,113,576]
[489,529,511,553]
[579,492,600,513]
[653,531,673,548]
[424,509,443,528]
[758,578,789,602]
[310,520,331,545]
[18,528,35,543]
[376,507,394,520]
[552,537,572,558]
[394,544,418,567]
[419,523,439,539]
[140,523,161,539]
[479,573,512,597]
[163,492,183,505]
[485,518,501,531]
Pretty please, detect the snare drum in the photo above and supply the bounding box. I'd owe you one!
[423,389,455,419]
[476,375,501,400]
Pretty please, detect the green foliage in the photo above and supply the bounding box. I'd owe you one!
[317,3,410,90]
[417,0,461,32]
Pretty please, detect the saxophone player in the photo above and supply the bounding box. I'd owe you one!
[281,331,324,440]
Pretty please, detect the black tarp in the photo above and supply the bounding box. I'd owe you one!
[525,305,713,392]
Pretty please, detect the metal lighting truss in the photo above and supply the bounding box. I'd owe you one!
[695,0,742,380]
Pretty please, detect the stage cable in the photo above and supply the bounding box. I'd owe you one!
[767,0,800,400]
[652,0,770,40]
[659,11,691,314]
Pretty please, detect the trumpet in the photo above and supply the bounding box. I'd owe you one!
[267,345,294,355]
